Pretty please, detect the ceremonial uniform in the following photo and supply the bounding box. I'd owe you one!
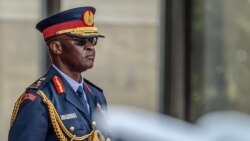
[9,65,109,141]
[8,6,110,141]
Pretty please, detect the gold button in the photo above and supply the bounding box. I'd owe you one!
[70,126,74,131]
[92,121,97,127]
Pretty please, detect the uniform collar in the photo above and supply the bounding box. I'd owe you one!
[52,64,83,92]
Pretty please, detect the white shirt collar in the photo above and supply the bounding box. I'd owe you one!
[52,64,83,92]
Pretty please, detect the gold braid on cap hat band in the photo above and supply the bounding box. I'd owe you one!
[56,27,104,37]
[10,90,109,141]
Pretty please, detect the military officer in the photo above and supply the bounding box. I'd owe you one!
[8,6,110,141]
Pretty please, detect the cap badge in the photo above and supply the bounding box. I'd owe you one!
[82,10,94,26]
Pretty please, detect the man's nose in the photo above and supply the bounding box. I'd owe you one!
[84,42,95,50]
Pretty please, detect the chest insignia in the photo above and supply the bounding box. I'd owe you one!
[52,75,65,94]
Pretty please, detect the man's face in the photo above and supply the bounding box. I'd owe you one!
[57,35,98,72]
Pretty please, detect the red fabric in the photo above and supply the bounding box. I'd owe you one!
[42,20,94,39]
[22,93,37,102]
[83,82,92,94]
[52,76,65,94]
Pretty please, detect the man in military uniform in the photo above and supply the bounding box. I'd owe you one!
[8,6,110,141]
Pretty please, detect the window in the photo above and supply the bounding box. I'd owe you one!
[191,0,250,121]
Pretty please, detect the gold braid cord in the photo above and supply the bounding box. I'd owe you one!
[10,90,107,141]
[37,90,106,141]
[10,94,25,127]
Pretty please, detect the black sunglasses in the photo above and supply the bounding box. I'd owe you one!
[71,37,98,46]
[46,37,98,46]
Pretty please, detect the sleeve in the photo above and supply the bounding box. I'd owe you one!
[8,91,49,141]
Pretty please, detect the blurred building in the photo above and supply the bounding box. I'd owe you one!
[1,0,250,140]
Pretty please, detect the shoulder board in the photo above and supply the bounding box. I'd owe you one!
[29,75,50,89]
[84,79,103,93]
[21,92,38,103]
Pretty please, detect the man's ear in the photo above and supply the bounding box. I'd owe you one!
[48,41,62,55]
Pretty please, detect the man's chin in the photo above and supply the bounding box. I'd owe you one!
[80,64,94,72]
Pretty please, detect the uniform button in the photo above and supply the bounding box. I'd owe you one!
[92,121,97,127]
[70,126,74,131]
[106,137,111,141]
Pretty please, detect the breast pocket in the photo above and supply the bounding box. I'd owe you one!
[61,113,91,136]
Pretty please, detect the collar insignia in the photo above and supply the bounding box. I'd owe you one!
[52,75,65,94]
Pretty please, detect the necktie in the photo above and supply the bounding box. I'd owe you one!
[76,86,89,113]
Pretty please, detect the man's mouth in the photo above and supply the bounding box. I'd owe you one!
[85,55,95,60]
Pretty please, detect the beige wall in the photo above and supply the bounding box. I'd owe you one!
[0,0,160,140]
[0,0,41,139]
[0,20,40,139]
